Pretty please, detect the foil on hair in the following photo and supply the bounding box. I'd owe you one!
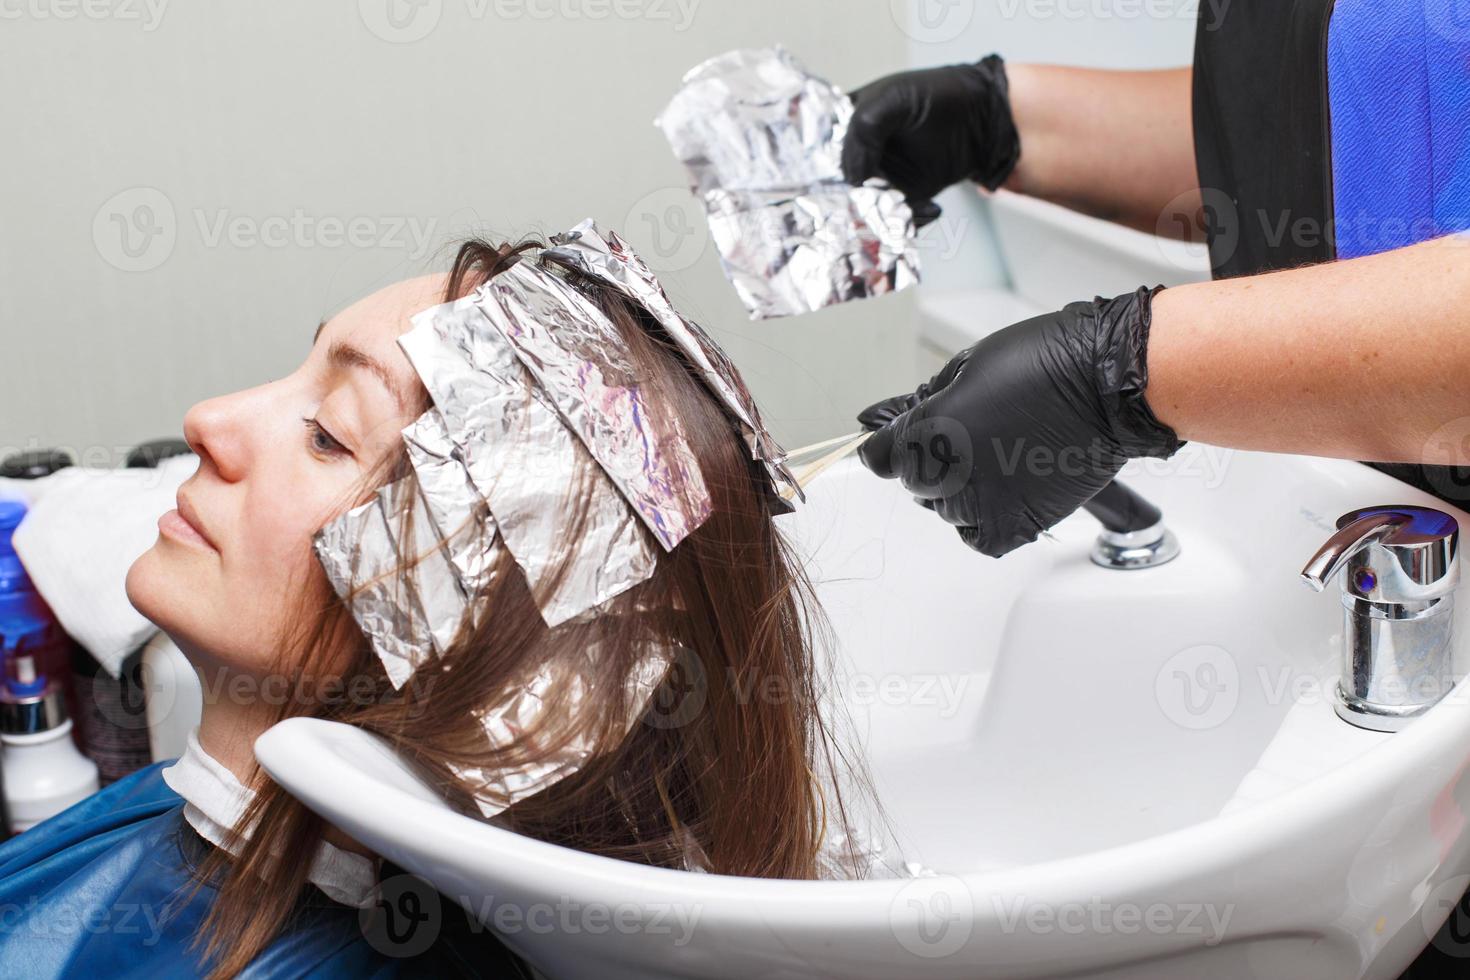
[400,408,502,600]
[312,480,436,690]
[310,219,795,830]
[449,640,676,818]
[655,46,921,320]
[545,217,802,508]
[477,257,713,549]
[397,290,660,630]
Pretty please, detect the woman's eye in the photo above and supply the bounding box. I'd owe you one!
[302,416,350,457]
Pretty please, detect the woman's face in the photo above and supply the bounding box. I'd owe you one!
[126,274,444,676]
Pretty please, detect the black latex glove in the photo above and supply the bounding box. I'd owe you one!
[857,287,1184,558]
[841,54,1021,229]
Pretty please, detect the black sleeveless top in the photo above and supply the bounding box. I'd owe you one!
[1191,0,1470,508]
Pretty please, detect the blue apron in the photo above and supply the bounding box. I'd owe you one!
[0,761,525,978]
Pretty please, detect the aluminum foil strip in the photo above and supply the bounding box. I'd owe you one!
[704,183,918,321]
[386,478,465,658]
[398,293,658,629]
[655,45,920,320]
[478,258,713,550]
[400,408,502,600]
[312,414,498,690]
[449,641,676,818]
[545,218,802,508]
[313,480,436,689]
[657,46,847,197]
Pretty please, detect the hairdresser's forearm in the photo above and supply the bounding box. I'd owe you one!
[1145,235,1470,463]
[1002,64,1199,238]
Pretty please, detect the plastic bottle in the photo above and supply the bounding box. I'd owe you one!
[0,497,100,832]
[0,653,99,833]
[0,499,80,742]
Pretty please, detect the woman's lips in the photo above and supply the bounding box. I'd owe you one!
[159,507,217,552]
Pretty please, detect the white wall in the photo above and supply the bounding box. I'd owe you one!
[0,0,922,463]
[902,0,1201,293]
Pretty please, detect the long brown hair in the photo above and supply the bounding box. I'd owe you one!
[186,237,879,976]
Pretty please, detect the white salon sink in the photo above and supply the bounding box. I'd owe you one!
[258,445,1470,979]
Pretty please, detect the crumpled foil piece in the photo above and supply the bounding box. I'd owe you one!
[450,641,676,819]
[655,45,921,320]
[477,257,713,549]
[313,482,435,690]
[400,408,502,601]
[545,218,801,509]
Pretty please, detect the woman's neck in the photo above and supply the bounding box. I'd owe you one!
[189,658,379,859]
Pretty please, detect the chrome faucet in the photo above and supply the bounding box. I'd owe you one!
[1084,480,1180,570]
[1300,505,1460,732]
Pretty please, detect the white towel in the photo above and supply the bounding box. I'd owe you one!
[7,454,198,677]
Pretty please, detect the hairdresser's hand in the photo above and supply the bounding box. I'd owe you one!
[856,287,1183,558]
[841,54,1021,228]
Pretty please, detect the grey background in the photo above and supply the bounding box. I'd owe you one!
[0,0,925,464]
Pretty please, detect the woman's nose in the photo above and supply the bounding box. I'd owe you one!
[181,384,273,483]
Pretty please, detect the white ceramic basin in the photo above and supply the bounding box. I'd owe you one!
[257,445,1470,979]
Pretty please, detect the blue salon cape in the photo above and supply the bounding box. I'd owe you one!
[0,761,526,978]
[1328,0,1470,257]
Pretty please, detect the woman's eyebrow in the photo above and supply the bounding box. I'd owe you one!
[325,338,412,414]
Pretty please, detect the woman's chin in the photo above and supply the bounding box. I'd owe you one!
[125,544,176,629]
